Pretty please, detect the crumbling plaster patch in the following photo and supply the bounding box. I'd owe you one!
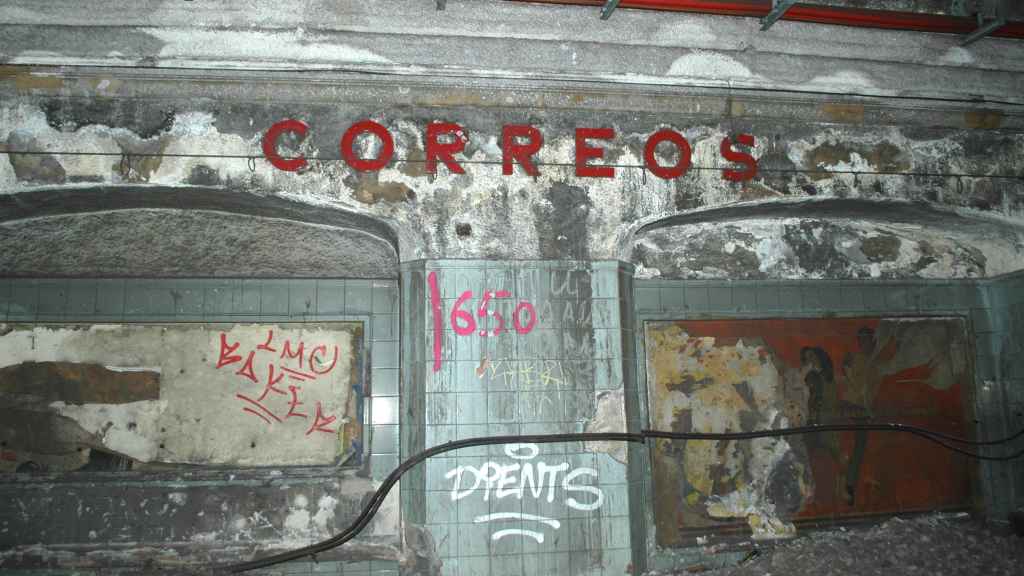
[584,389,628,464]
[0,324,359,466]
[633,217,1022,280]
[666,51,761,83]
[647,325,812,539]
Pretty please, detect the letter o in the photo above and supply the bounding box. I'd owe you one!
[505,443,540,460]
[262,119,309,172]
[643,129,692,180]
[340,120,394,172]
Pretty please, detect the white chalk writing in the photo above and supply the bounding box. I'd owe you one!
[445,443,604,543]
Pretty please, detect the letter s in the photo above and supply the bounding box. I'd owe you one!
[720,134,758,182]
[563,467,604,511]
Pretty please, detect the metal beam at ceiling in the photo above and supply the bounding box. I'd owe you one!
[511,1,1024,40]
[760,0,797,31]
[962,0,1006,46]
[601,0,620,19]
[963,16,1006,45]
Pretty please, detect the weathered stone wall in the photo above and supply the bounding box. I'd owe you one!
[2,1,1024,574]
[1,76,1022,279]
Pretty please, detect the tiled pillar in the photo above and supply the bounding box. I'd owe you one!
[400,260,635,576]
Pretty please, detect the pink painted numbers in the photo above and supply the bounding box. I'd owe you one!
[427,272,537,372]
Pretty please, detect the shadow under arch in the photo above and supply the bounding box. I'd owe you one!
[622,198,1024,279]
[0,185,400,278]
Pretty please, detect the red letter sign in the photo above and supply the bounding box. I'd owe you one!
[720,134,758,182]
[262,119,308,172]
[341,120,395,172]
[425,122,467,175]
[644,129,692,180]
[575,127,615,178]
[502,124,543,176]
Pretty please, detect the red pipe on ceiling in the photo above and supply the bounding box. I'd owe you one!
[513,0,1024,40]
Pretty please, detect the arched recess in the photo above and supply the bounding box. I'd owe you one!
[0,186,406,568]
[623,197,1024,563]
[0,185,399,277]
[625,198,1024,280]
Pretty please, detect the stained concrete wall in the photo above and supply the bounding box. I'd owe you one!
[1,85,1023,276]
[2,1,1024,574]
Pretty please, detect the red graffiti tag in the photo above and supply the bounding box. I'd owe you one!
[215,329,343,435]
[235,351,258,383]
[305,402,337,436]
[257,364,287,402]
[285,385,308,420]
[217,333,242,368]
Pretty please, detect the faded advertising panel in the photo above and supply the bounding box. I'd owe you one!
[0,323,363,470]
[646,317,972,545]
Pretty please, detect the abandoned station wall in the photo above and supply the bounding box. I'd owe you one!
[1,87,1023,278]
[1,1,1024,575]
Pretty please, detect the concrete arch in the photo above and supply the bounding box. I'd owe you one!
[622,198,1024,280]
[0,186,400,278]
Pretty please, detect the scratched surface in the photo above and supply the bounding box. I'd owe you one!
[646,317,973,546]
[0,322,363,469]
[403,261,634,575]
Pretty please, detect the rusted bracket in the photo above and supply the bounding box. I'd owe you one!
[600,0,620,20]
[962,0,1007,46]
[760,0,798,31]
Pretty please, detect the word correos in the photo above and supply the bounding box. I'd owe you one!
[262,119,758,181]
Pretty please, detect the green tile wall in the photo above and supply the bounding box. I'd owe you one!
[984,270,1024,518]
[0,277,400,576]
[5,269,1023,576]
[400,261,634,576]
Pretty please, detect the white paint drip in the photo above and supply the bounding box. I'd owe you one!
[806,70,878,92]
[311,495,337,531]
[51,399,167,462]
[667,50,758,80]
[148,29,392,68]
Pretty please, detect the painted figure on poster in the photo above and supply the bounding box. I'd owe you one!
[800,347,840,462]
[839,327,896,504]
[646,318,971,547]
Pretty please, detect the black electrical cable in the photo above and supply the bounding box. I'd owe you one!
[225,422,1024,574]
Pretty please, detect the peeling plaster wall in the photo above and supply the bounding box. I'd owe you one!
[633,217,1021,280]
[0,92,1023,276]
[3,1,1024,574]
[0,209,398,278]
[0,323,362,467]
[4,0,1024,103]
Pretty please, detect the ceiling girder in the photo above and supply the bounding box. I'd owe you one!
[760,0,798,31]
